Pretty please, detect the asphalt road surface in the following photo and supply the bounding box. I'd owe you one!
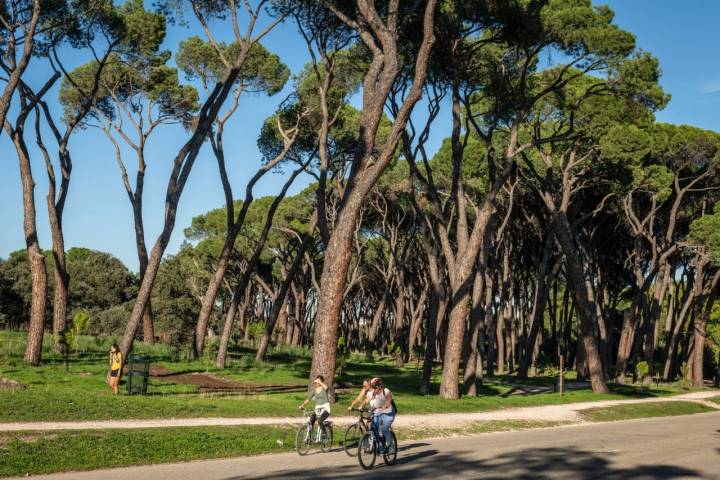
[16,411,720,480]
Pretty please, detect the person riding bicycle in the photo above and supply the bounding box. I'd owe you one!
[298,375,331,431]
[360,377,395,453]
[347,378,372,411]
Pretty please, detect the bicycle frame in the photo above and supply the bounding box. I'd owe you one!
[368,415,390,447]
[300,410,322,442]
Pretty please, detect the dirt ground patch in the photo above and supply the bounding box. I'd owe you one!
[0,432,57,448]
[0,378,26,390]
[144,365,306,394]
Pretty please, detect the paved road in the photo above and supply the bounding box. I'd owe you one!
[14,412,720,480]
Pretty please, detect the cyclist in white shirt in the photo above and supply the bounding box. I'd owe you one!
[360,377,395,452]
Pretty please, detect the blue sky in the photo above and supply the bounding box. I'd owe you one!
[1,1,719,272]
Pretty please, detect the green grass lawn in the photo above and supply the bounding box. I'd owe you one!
[0,425,297,477]
[0,331,706,422]
[0,420,570,477]
[577,401,715,422]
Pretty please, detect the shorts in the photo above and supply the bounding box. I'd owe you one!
[110,369,120,378]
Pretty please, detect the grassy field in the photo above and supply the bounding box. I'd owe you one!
[0,331,717,477]
[0,425,296,477]
[0,420,568,477]
[2,403,715,478]
[0,331,706,423]
[577,401,715,422]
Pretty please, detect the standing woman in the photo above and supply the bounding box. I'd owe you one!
[108,344,122,395]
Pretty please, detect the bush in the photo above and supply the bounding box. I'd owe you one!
[635,361,649,382]
[90,303,132,337]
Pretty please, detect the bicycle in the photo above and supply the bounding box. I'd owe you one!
[343,408,372,457]
[357,414,397,470]
[295,409,333,455]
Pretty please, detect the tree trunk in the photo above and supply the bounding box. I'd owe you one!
[366,290,388,360]
[48,209,68,354]
[392,285,406,368]
[420,240,445,394]
[216,165,307,366]
[308,0,438,399]
[484,272,497,377]
[216,289,240,368]
[645,263,672,379]
[256,216,316,361]
[463,267,485,396]
[663,272,696,381]
[688,265,720,387]
[133,181,154,345]
[519,235,554,379]
[615,308,638,383]
[120,48,264,361]
[551,213,608,393]
[11,124,47,366]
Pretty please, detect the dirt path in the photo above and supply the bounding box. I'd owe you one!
[0,391,716,432]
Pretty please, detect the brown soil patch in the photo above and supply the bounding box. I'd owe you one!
[0,432,58,448]
[140,365,306,395]
[0,378,27,390]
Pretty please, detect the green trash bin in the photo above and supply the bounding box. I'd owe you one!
[126,354,150,395]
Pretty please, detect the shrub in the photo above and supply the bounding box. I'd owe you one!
[635,361,649,382]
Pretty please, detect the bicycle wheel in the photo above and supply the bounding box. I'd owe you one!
[295,425,311,456]
[357,433,376,470]
[320,424,333,452]
[383,431,398,466]
[343,423,362,457]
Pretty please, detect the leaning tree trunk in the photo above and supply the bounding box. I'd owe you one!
[463,267,485,396]
[663,272,696,381]
[216,164,307,367]
[420,240,446,394]
[255,214,317,361]
[366,290,389,360]
[132,171,154,345]
[308,0,438,398]
[392,283,406,368]
[195,122,301,356]
[42,153,70,353]
[120,59,256,360]
[484,271,497,378]
[407,284,428,358]
[551,213,608,393]
[519,235,554,379]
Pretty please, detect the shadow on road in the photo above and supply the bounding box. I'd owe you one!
[229,445,703,479]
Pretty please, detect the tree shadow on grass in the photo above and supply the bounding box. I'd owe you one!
[230,445,704,479]
[607,384,673,398]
